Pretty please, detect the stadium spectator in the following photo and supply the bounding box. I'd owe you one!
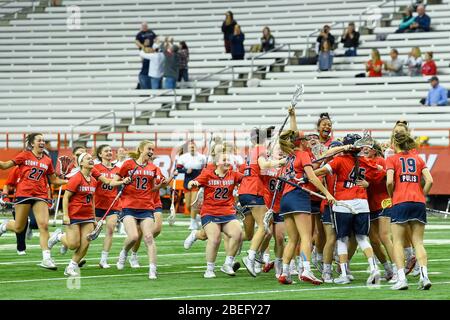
[178,41,190,84]
[395,6,415,33]
[406,47,423,76]
[135,22,157,50]
[366,48,383,77]
[221,11,237,54]
[230,24,245,60]
[422,76,448,106]
[384,49,404,76]
[162,42,179,89]
[408,4,431,32]
[318,40,333,71]
[340,22,360,56]
[260,27,275,52]
[139,41,165,90]
[51,0,62,6]
[422,52,437,76]
[138,39,152,90]
[316,25,335,70]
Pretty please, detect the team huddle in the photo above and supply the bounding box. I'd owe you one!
[0,106,433,291]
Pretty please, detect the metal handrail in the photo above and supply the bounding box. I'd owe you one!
[249,43,291,78]
[132,88,177,125]
[70,111,116,147]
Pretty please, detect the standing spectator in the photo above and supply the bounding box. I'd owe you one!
[316,25,335,69]
[318,40,333,71]
[135,22,157,50]
[422,52,437,76]
[366,48,383,77]
[395,6,415,33]
[139,42,165,90]
[408,4,431,32]
[423,76,448,106]
[340,22,360,56]
[406,47,423,76]
[138,39,152,90]
[384,48,404,76]
[221,11,237,54]
[230,24,245,60]
[178,41,190,84]
[162,42,179,89]
[260,27,275,52]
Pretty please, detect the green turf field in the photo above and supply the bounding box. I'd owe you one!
[1,214,450,300]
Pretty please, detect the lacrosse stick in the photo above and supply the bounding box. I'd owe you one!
[426,207,449,218]
[268,84,304,157]
[277,176,358,214]
[235,202,247,220]
[353,130,375,149]
[52,156,74,226]
[263,178,282,233]
[168,160,177,226]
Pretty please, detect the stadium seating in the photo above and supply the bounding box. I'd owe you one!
[0,0,449,149]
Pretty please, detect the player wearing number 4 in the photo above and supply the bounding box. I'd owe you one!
[386,132,433,290]
[0,133,68,270]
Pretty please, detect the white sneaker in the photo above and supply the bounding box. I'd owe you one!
[411,262,420,277]
[367,269,381,286]
[149,270,157,280]
[40,257,57,270]
[322,271,333,284]
[0,222,7,237]
[242,256,256,277]
[334,274,350,284]
[117,252,127,270]
[129,254,140,268]
[391,279,408,290]
[17,250,26,256]
[183,230,197,250]
[290,260,298,276]
[64,265,79,277]
[274,260,282,279]
[204,270,216,278]
[60,245,68,255]
[388,272,399,284]
[418,277,432,290]
[48,228,62,249]
[254,261,262,274]
[300,269,323,285]
[99,261,110,269]
[220,264,236,276]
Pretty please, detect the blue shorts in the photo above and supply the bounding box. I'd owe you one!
[95,208,120,218]
[311,200,321,215]
[201,214,237,227]
[380,207,392,218]
[279,189,311,216]
[120,208,154,221]
[69,218,95,225]
[370,209,382,221]
[321,205,333,225]
[273,212,284,224]
[390,202,427,225]
[333,211,370,239]
[15,197,50,206]
[154,207,163,213]
[239,194,265,208]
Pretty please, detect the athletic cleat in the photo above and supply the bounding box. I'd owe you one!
[262,261,275,273]
[254,261,262,274]
[149,270,157,280]
[78,259,86,268]
[220,264,236,276]
[60,245,68,255]
[405,255,417,276]
[347,271,355,281]
[391,279,408,290]
[99,261,111,269]
[278,274,293,285]
[411,262,420,277]
[47,228,62,249]
[64,265,79,277]
[242,256,256,277]
[232,261,241,272]
[367,269,381,286]
[40,257,57,271]
[290,260,298,276]
[254,252,264,264]
[17,250,26,256]
[183,230,197,250]
[0,222,7,237]
[388,273,399,284]
[300,270,323,285]
[334,274,350,284]
[418,277,432,290]
[322,271,333,284]
[204,270,216,279]
[129,254,140,268]
[313,260,324,274]
[116,252,127,270]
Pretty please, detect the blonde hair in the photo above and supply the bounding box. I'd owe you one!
[393,132,417,152]
[371,48,381,62]
[390,123,410,145]
[411,47,422,58]
[279,130,300,155]
[128,140,154,160]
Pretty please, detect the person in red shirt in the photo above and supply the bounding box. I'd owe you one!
[112,140,163,280]
[421,52,437,76]
[386,131,433,290]
[366,48,383,77]
[188,151,244,278]
[0,133,67,270]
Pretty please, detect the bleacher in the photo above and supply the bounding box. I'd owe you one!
[0,0,449,148]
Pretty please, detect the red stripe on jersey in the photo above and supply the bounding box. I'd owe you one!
[386,151,426,205]
[66,172,96,220]
[367,157,389,212]
[238,145,267,196]
[281,150,312,196]
[93,163,121,211]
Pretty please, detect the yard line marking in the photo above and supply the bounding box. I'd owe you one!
[144,281,450,300]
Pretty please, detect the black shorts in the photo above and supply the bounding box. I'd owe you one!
[390,202,426,225]
[95,208,120,218]
[333,211,370,239]
[15,197,50,206]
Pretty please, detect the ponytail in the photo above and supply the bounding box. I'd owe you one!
[279,130,303,155]
[393,132,417,152]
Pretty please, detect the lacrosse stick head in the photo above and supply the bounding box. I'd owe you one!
[57,156,74,179]
[353,130,375,149]
[235,202,246,220]
[263,209,274,233]
[168,211,176,226]
[290,84,304,108]
[86,220,104,241]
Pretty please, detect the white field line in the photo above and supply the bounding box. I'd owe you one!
[144,281,450,300]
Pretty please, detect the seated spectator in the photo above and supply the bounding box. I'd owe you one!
[406,47,423,76]
[138,39,152,89]
[316,25,335,70]
[422,51,437,76]
[178,41,189,84]
[162,41,179,89]
[366,48,383,77]
[230,24,245,60]
[408,4,431,32]
[221,11,237,54]
[135,22,157,50]
[384,48,404,76]
[139,40,165,89]
[318,40,333,71]
[260,27,275,52]
[395,6,415,33]
[340,22,360,56]
[421,76,448,106]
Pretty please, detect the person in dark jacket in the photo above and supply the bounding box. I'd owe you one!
[230,24,245,60]
[221,11,237,53]
[163,43,179,89]
[260,26,275,52]
[340,22,360,56]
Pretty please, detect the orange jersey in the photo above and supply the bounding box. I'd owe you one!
[117,159,157,210]
[386,151,427,205]
[367,157,389,211]
[304,149,321,201]
[238,145,267,196]
[261,168,282,213]
[281,150,312,196]
[151,166,165,208]
[325,154,385,201]
[12,151,54,198]
[66,172,96,220]
[194,169,243,216]
[5,166,20,189]
[93,163,121,211]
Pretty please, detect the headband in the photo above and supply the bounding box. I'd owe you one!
[77,152,88,167]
